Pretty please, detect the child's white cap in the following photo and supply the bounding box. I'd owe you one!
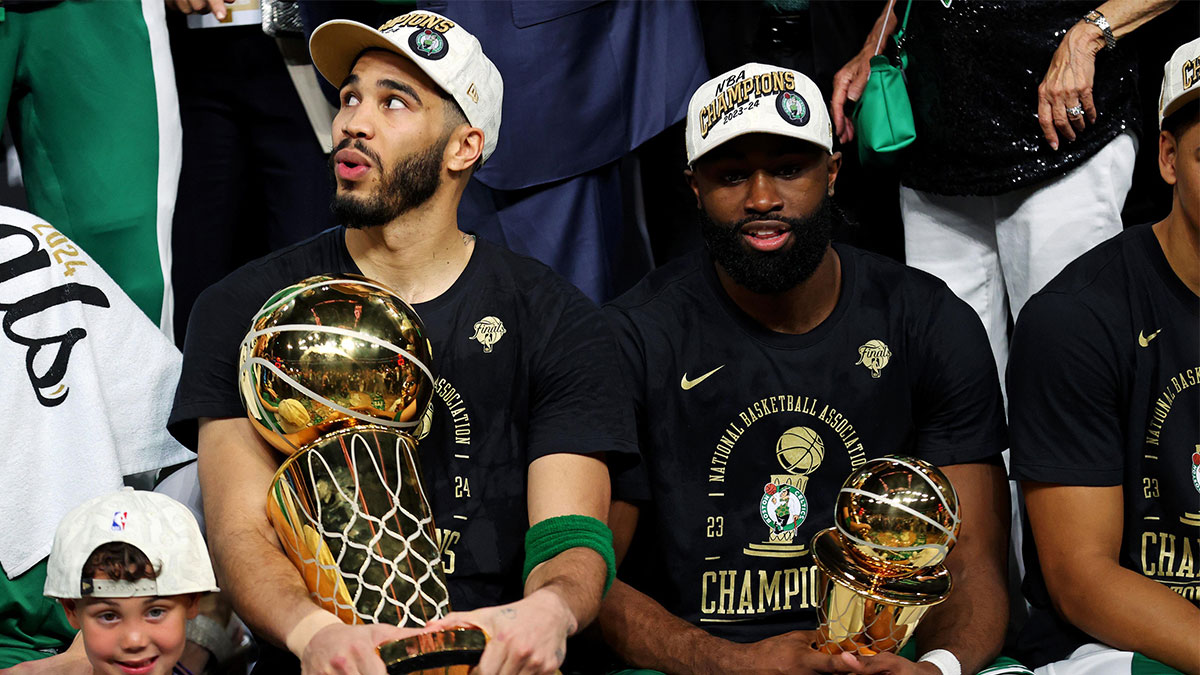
[44,488,218,599]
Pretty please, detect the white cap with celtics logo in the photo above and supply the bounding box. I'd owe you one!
[1159,37,1200,129]
[309,10,504,164]
[685,62,832,164]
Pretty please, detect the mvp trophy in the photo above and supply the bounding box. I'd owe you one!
[238,274,485,673]
[810,456,961,655]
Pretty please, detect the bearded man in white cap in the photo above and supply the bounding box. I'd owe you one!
[598,63,1011,675]
[168,11,636,675]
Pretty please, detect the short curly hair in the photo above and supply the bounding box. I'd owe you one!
[82,542,157,584]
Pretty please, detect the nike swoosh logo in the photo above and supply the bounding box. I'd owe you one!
[1138,329,1162,348]
[681,365,725,391]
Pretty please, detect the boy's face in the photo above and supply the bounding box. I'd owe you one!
[62,592,199,675]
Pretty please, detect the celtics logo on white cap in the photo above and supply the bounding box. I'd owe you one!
[776,90,810,127]
[410,28,449,60]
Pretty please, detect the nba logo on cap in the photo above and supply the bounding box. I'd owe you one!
[111,511,127,532]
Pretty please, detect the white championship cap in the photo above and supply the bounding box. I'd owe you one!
[310,11,504,165]
[685,62,833,164]
[1159,37,1200,129]
[44,488,219,599]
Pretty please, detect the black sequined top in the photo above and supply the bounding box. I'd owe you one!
[900,0,1140,196]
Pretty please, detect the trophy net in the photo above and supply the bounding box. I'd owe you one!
[267,426,451,627]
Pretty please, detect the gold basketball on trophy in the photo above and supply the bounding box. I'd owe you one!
[238,274,435,454]
[811,456,961,656]
[835,455,960,576]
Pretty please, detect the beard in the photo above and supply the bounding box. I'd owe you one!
[699,196,835,294]
[328,133,448,229]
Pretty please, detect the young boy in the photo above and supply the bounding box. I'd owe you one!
[43,488,219,675]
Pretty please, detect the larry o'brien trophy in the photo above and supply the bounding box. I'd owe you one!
[237,274,485,673]
[810,456,961,655]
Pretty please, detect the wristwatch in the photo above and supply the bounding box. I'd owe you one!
[1083,10,1117,50]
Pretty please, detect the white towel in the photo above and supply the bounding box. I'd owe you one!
[0,206,194,578]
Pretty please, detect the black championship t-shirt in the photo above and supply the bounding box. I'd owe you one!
[170,227,637,612]
[605,245,1007,643]
[1009,224,1200,667]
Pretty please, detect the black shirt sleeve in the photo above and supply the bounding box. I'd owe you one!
[911,284,1008,466]
[1008,292,1124,486]
[524,286,638,465]
[168,279,258,450]
[602,305,651,503]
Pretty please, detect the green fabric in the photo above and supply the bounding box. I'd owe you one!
[523,515,616,595]
[0,559,76,668]
[0,0,167,322]
[853,0,916,165]
[852,53,916,164]
[1131,652,1185,675]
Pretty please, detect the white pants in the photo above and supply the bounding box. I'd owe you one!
[1035,642,1182,675]
[900,131,1137,379]
[900,131,1137,595]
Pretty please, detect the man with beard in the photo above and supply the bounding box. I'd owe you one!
[168,12,635,675]
[597,64,1011,675]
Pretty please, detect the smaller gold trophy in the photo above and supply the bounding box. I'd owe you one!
[810,456,961,655]
[239,274,484,673]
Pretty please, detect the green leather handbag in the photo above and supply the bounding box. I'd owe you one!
[853,0,916,164]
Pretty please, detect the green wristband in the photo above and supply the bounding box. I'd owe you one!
[522,515,617,596]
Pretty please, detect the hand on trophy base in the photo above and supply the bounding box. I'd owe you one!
[302,622,428,674]
[724,629,863,674]
[421,590,573,675]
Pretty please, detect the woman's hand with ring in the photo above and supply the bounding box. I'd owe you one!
[1038,20,1106,149]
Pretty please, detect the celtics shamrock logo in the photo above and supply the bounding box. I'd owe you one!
[1191,450,1200,494]
[775,90,810,126]
[409,28,449,60]
[760,482,808,534]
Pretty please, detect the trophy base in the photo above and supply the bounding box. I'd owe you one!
[378,627,487,674]
[810,528,951,655]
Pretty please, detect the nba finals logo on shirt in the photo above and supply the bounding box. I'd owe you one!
[698,69,799,139]
[111,511,127,532]
[775,90,810,127]
[746,426,824,558]
[855,340,892,378]
[470,316,506,353]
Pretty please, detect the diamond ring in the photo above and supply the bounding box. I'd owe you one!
[1066,105,1084,118]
